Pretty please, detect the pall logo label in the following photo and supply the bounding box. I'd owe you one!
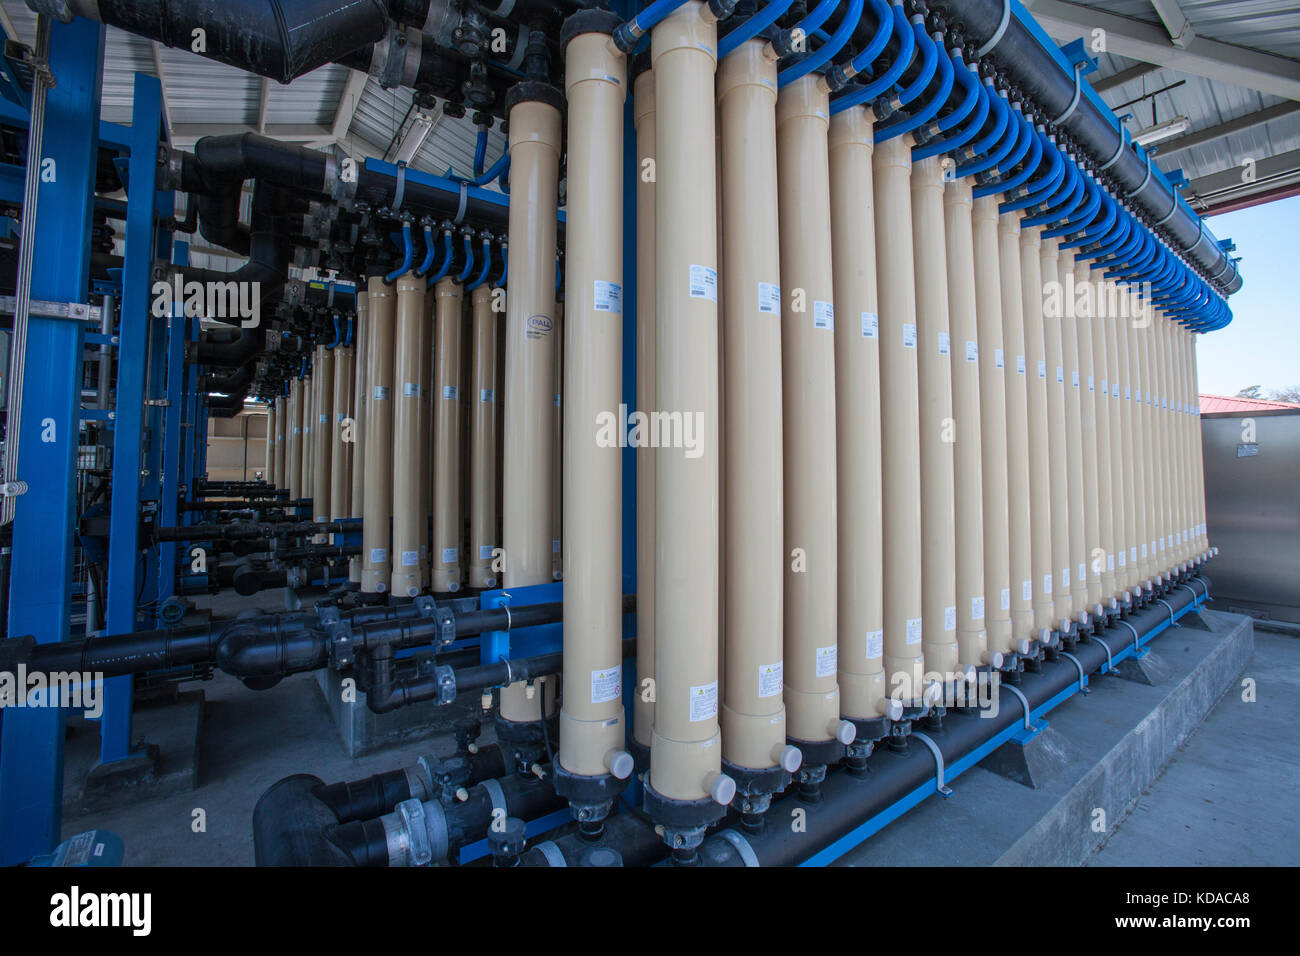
[526,314,553,334]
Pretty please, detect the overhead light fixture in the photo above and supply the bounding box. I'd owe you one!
[1133,115,1191,148]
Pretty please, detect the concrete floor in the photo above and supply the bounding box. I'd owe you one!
[1088,629,1300,866]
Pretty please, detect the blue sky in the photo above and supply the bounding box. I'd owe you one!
[1196,195,1300,398]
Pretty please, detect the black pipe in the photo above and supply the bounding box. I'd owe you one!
[84,0,393,85]
[196,326,262,367]
[928,0,1241,295]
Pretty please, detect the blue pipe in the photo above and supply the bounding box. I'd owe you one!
[426,230,455,288]
[384,222,414,284]
[719,0,796,59]
[975,120,1040,197]
[613,0,691,52]
[466,239,492,291]
[956,92,1016,177]
[474,128,488,177]
[970,112,1034,194]
[495,243,509,289]
[457,233,475,284]
[415,224,437,277]
[830,4,915,113]
[327,313,341,349]
[1000,135,1064,211]
[912,62,987,159]
[778,0,859,89]
[876,28,952,142]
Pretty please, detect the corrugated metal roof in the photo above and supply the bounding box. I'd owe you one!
[1081,0,1300,61]
[1199,394,1300,414]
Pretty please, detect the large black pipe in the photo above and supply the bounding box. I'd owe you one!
[928,0,1241,295]
[196,327,262,367]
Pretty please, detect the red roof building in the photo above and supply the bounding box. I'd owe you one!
[1199,394,1300,415]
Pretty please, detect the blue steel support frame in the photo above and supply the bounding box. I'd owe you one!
[0,17,106,865]
[100,73,166,764]
[157,239,190,604]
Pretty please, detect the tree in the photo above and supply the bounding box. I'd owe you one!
[1270,386,1300,405]
[1236,385,1265,399]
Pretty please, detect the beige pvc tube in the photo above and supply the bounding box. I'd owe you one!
[330,345,354,523]
[1134,305,1157,586]
[1059,254,1088,619]
[301,371,314,500]
[1189,329,1209,555]
[361,276,395,595]
[350,291,369,583]
[1116,297,1141,591]
[432,276,464,593]
[420,284,435,588]
[273,396,286,490]
[286,379,302,500]
[265,402,276,484]
[1104,305,1128,593]
[552,302,564,582]
[998,212,1033,647]
[1075,258,1102,611]
[647,3,729,805]
[1040,238,1072,626]
[776,73,852,749]
[943,178,993,670]
[633,68,656,754]
[558,27,629,782]
[390,272,427,598]
[831,106,895,718]
[1173,319,1193,565]
[717,39,794,772]
[972,195,1015,656]
[1091,294,1116,602]
[912,155,961,682]
[1150,312,1169,577]
[469,284,500,589]
[312,346,334,528]
[1020,223,1054,637]
[500,91,561,722]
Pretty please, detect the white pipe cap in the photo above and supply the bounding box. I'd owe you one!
[1016,638,1032,655]
[605,750,634,780]
[709,773,736,806]
[1038,627,1052,644]
[989,651,1005,670]
[833,720,857,745]
[884,698,904,721]
[776,744,803,774]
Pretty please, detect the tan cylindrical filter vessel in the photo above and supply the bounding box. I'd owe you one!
[361,276,395,594]
[944,178,992,670]
[558,28,628,781]
[350,292,369,582]
[717,40,795,774]
[776,73,852,750]
[469,284,500,588]
[1074,258,1102,610]
[1020,223,1054,636]
[1131,300,1154,586]
[972,195,1014,655]
[312,346,334,527]
[1090,292,1116,602]
[1041,238,1072,624]
[831,106,893,718]
[1189,328,1209,554]
[912,155,961,682]
[647,3,729,806]
[1059,254,1089,618]
[301,372,313,499]
[419,286,434,588]
[286,379,302,500]
[875,134,929,704]
[633,68,657,754]
[432,276,464,593]
[552,302,563,582]
[1104,305,1129,593]
[330,346,354,524]
[265,402,276,484]
[500,91,561,722]
[273,396,287,490]
[1115,294,1141,591]
[998,212,1033,648]
[390,273,427,598]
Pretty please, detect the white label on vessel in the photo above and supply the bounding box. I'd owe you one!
[905,618,922,645]
[995,348,1004,369]
[815,644,837,678]
[689,680,718,722]
[1062,567,1070,588]
[593,280,622,313]
[1016,355,1026,375]
[479,544,495,560]
[938,332,950,356]
[1022,579,1033,601]
[401,550,419,567]
[1038,360,1046,379]
[758,662,783,698]
[944,606,956,631]
[443,385,458,400]
[1072,371,1080,388]
[552,538,561,554]
[591,664,621,704]
[813,300,833,331]
[861,311,878,338]
[373,385,390,401]
[480,388,495,403]
[972,596,985,620]
[1079,562,1087,582]
[1057,365,1064,383]
[369,547,387,563]
[758,282,781,315]
[1044,574,1053,595]
[688,264,717,301]
[966,340,978,362]
[403,382,419,397]
[866,631,883,659]
[441,547,458,563]
[903,324,917,349]
[1088,375,1095,391]
[1107,553,1115,571]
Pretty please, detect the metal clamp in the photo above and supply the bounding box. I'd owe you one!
[1059,651,1090,694]
[393,161,408,211]
[1126,152,1153,198]
[1179,583,1202,605]
[1116,618,1141,650]
[1001,683,1038,732]
[481,778,508,820]
[909,731,953,797]
[453,182,469,224]
[396,798,433,867]
[1051,63,1084,126]
[976,0,1012,58]
[1100,130,1128,171]
[1089,633,1115,671]
[1156,598,1177,627]
[716,829,760,867]
[535,840,567,867]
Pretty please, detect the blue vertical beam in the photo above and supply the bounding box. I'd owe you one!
[617,0,638,597]
[100,73,164,764]
[158,256,187,603]
[0,17,105,866]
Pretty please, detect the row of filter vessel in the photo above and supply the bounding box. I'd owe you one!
[264,7,1214,816]
[263,276,566,596]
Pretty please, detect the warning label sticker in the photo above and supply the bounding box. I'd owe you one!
[903,323,917,349]
[861,312,878,339]
[441,547,458,563]
[758,661,783,698]
[813,300,834,331]
[369,547,387,564]
[972,596,985,620]
[594,280,622,314]
[689,264,718,302]
[866,630,883,659]
[944,605,956,631]
[401,550,419,567]
[905,617,922,645]
[815,644,837,678]
[591,665,621,704]
[689,680,718,722]
[758,282,781,315]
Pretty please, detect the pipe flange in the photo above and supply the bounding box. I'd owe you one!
[553,763,629,823]
[720,759,793,800]
[395,798,433,866]
[561,8,623,49]
[504,80,564,115]
[641,784,728,833]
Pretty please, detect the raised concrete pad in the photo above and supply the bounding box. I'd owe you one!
[64,688,204,815]
[981,722,1077,790]
[315,667,486,758]
[834,609,1254,866]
